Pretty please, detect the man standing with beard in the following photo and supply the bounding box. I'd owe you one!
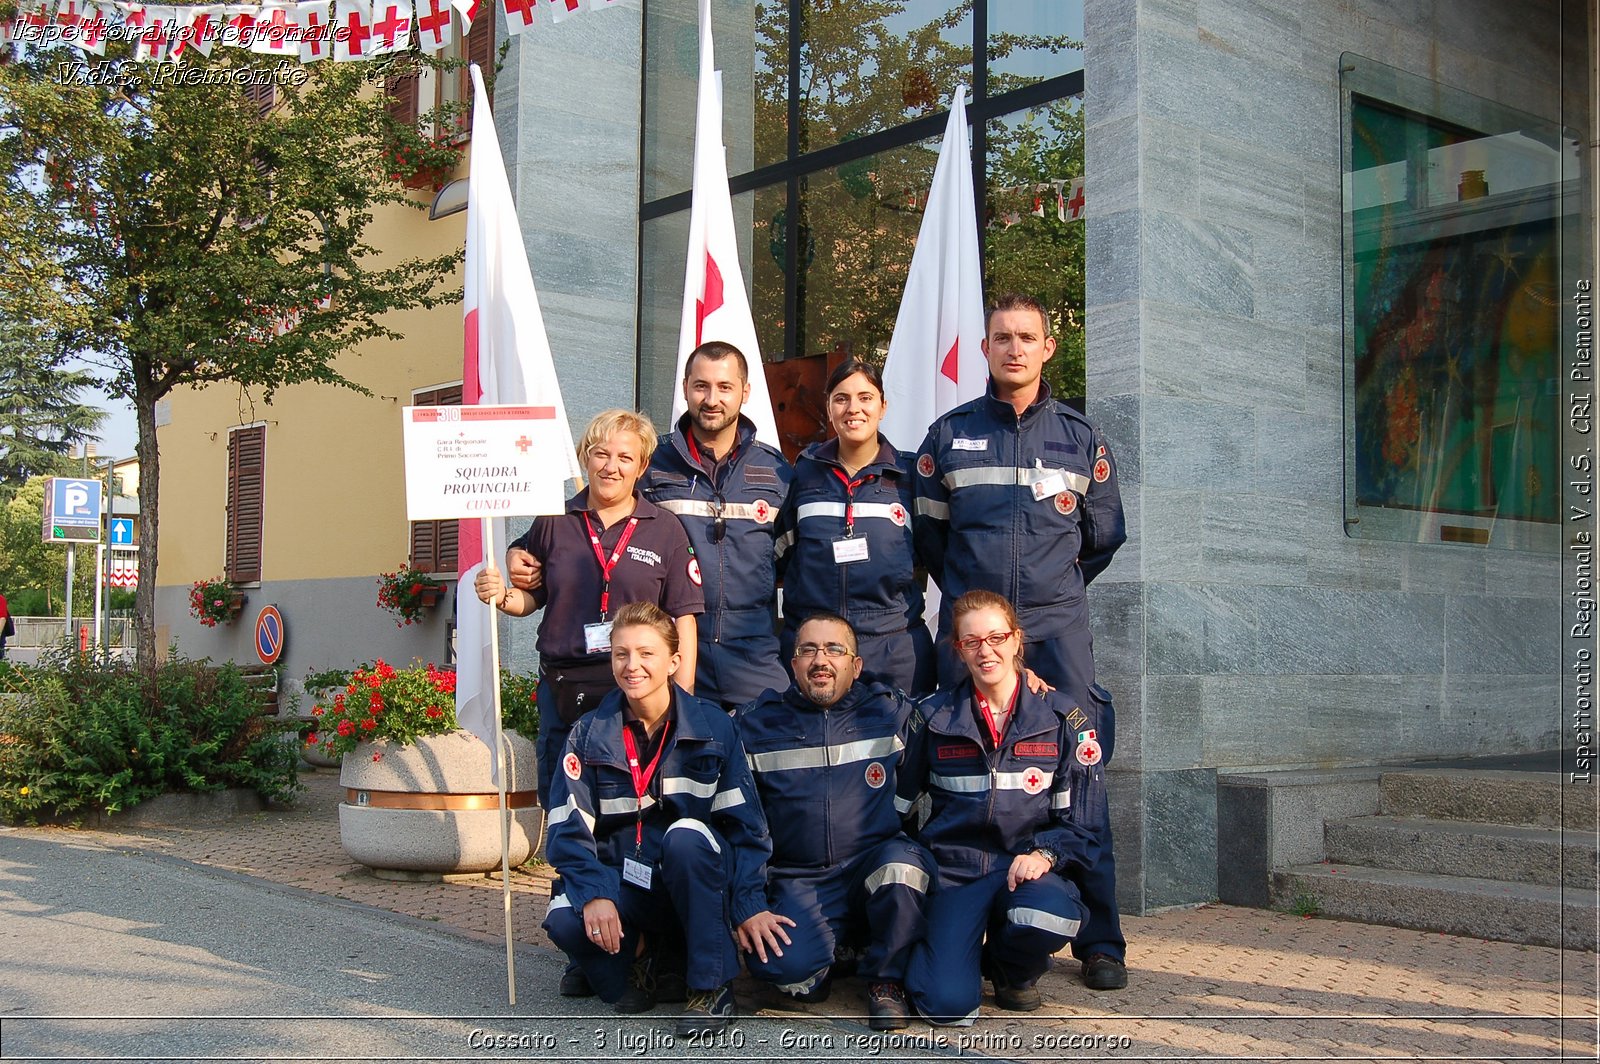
[640,341,793,708]
[735,613,934,1031]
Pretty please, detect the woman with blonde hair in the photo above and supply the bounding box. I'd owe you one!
[476,409,702,814]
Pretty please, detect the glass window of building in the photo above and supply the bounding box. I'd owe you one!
[641,0,1085,453]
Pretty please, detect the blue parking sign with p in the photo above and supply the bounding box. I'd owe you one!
[53,479,103,523]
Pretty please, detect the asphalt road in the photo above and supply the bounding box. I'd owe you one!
[0,831,986,1063]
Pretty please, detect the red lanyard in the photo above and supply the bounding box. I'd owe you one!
[975,687,1018,749]
[831,468,874,534]
[582,513,639,619]
[622,720,670,846]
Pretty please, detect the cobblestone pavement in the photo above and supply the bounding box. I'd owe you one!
[32,770,1600,1061]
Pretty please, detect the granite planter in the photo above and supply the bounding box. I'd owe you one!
[337,729,542,875]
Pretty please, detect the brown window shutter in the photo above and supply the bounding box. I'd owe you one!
[385,72,419,126]
[226,425,266,584]
[242,81,275,115]
[409,385,463,573]
[462,17,495,107]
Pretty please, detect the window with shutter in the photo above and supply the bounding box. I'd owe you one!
[385,71,420,127]
[226,425,266,584]
[242,80,275,115]
[409,384,463,573]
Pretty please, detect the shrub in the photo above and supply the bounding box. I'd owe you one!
[499,669,539,739]
[308,659,459,760]
[0,651,301,824]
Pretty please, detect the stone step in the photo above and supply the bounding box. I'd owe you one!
[1271,862,1598,951]
[1380,770,1596,830]
[1324,815,1598,890]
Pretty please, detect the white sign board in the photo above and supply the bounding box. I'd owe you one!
[402,405,569,521]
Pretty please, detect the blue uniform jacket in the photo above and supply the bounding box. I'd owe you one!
[736,680,919,874]
[642,416,793,642]
[774,437,924,637]
[911,381,1126,640]
[898,681,1106,888]
[545,685,773,926]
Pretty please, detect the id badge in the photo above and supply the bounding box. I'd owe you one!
[1031,471,1068,500]
[622,857,653,890]
[833,537,870,564]
[584,621,614,654]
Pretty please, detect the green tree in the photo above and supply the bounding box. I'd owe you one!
[0,323,107,486]
[1,41,459,666]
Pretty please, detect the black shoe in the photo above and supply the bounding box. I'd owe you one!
[655,964,688,1004]
[675,983,735,1036]
[866,981,909,1031]
[1081,953,1128,991]
[559,964,594,998]
[831,944,861,980]
[993,979,1042,1012]
[614,955,656,1014]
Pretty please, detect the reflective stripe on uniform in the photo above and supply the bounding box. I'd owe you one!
[776,966,830,996]
[598,795,656,816]
[943,465,1090,495]
[661,775,718,799]
[1008,906,1081,938]
[546,893,572,916]
[930,771,988,793]
[747,734,902,774]
[1051,790,1071,810]
[795,501,906,523]
[547,795,596,832]
[774,530,796,556]
[710,787,745,811]
[893,794,916,815]
[657,499,770,521]
[864,860,930,894]
[663,817,722,854]
[914,497,950,521]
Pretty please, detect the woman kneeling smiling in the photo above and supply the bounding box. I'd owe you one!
[541,601,783,1036]
[899,590,1109,1025]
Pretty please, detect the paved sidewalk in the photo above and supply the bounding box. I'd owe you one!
[27,770,1600,1061]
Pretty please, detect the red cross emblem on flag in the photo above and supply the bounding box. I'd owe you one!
[1021,767,1046,794]
[752,499,771,523]
[515,435,533,452]
[416,0,450,44]
[503,0,536,30]
[864,762,886,789]
[370,0,410,48]
[889,503,908,527]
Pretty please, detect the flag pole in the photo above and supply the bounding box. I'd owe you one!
[482,514,516,1006]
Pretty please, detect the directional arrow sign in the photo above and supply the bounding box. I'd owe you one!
[110,518,135,546]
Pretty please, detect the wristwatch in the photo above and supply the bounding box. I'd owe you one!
[1033,847,1058,868]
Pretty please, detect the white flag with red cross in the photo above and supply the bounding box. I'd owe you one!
[543,0,579,21]
[75,1,109,51]
[879,85,986,453]
[1062,176,1085,222]
[296,0,331,60]
[669,0,778,447]
[455,62,581,778]
[220,4,257,49]
[366,0,411,53]
[171,5,222,59]
[413,0,450,51]
[331,0,371,59]
[251,2,302,55]
[500,0,535,35]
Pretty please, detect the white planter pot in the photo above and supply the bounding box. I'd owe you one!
[337,729,542,874]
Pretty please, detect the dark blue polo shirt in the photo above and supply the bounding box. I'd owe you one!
[510,490,703,665]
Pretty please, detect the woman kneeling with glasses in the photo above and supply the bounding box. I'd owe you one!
[541,601,783,1036]
[898,590,1109,1024]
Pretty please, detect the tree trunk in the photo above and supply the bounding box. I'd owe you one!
[133,388,160,672]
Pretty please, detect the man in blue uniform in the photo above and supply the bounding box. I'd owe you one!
[641,341,793,709]
[736,613,934,1030]
[911,293,1129,991]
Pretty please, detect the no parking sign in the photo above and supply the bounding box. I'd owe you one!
[254,605,284,665]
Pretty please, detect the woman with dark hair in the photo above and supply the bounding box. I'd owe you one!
[541,601,785,1037]
[774,359,933,694]
[898,590,1109,1025]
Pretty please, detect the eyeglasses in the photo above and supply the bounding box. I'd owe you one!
[954,630,1017,653]
[794,643,854,660]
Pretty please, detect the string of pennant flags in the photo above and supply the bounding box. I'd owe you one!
[3,0,622,62]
